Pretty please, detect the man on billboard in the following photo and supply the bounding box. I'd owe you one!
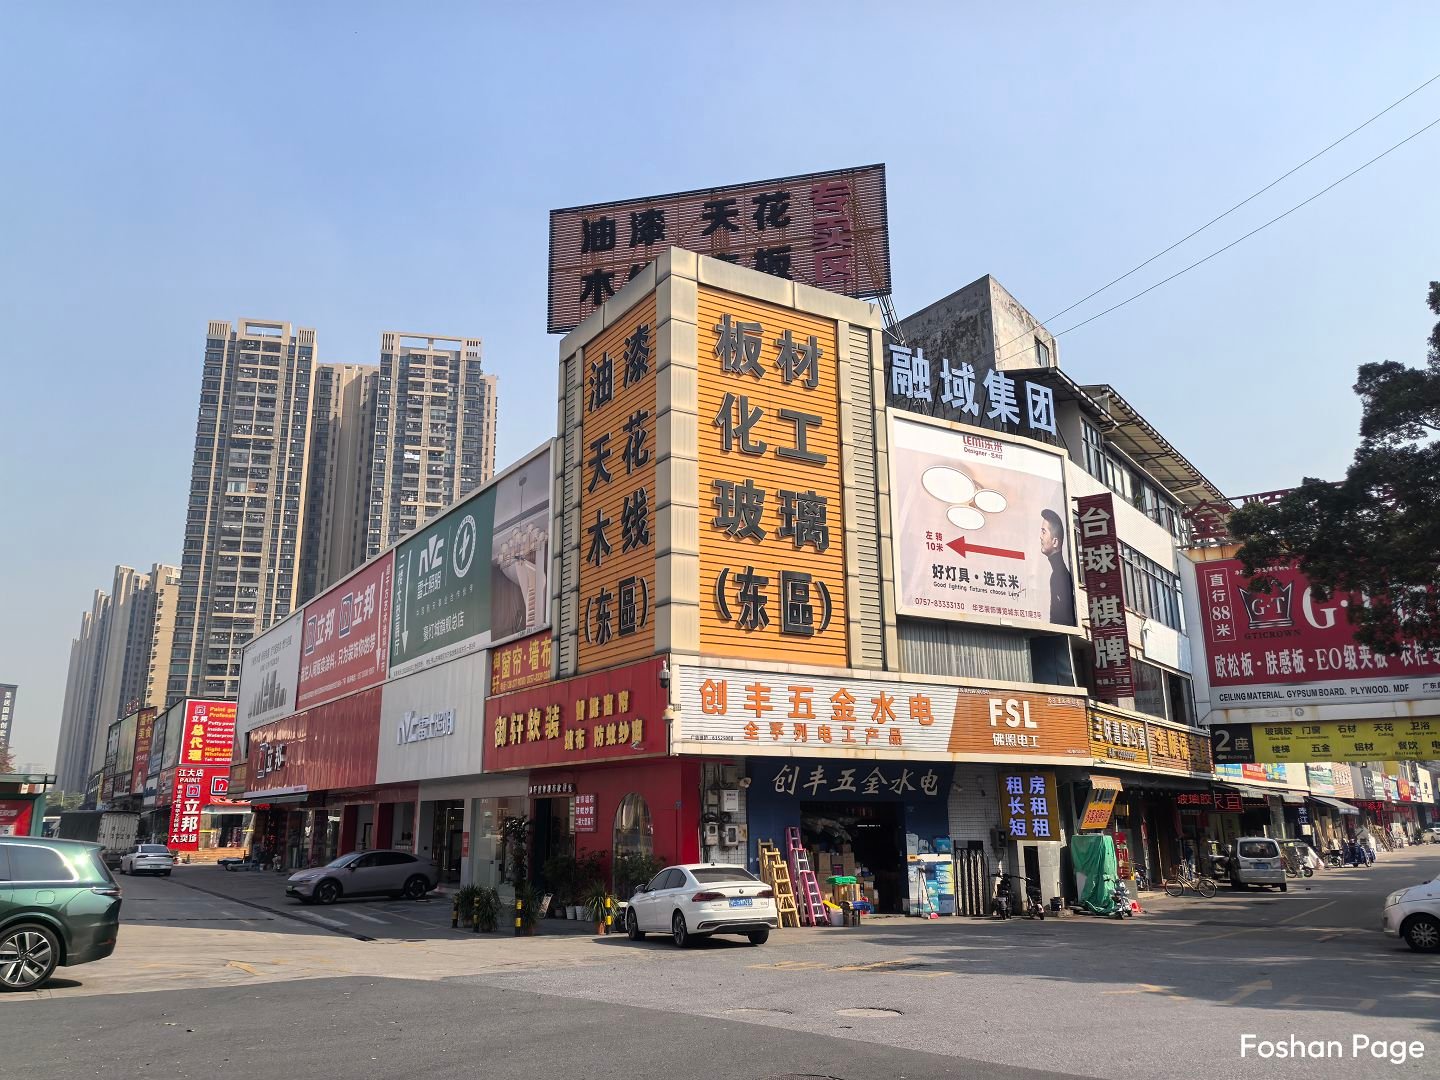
[1040,508,1076,625]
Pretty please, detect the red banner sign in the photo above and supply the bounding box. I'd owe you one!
[298,552,393,711]
[181,700,237,767]
[168,766,229,850]
[1197,558,1440,707]
[1075,494,1133,699]
[490,630,553,696]
[485,657,668,771]
[1175,791,1243,813]
[0,799,34,837]
[130,707,156,797]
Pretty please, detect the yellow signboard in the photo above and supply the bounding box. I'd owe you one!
[695,287,846,665]
[576,295,658,673]
[1248,718,1440,763]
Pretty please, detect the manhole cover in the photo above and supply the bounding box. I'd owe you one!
[725,1007,793,1017]
[835,1007,901,1018]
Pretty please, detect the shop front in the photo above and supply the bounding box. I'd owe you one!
[485,655,687,898]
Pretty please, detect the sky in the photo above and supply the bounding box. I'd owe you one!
[2,3,1439,771]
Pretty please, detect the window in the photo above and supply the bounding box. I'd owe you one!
[6,844,75,882]
[691,866,759,884]
[1034,337,1051,367]
[376,852,415,866]
[1119,543,1183,630]
[613,793,654,869]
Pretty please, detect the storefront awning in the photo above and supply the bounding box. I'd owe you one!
[1088,774,1124,792]
[1278,793,1305,805]
[245,792,311,806]
[1217,784,1272,800]
[1309,795,1361,816]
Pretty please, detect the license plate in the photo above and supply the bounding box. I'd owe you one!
[1256,862,1271,870]
[729,898,753,907]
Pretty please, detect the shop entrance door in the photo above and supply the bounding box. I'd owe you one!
[800,802,906,915]
[430,801,465,883]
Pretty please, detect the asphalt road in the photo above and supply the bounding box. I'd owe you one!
[3,848,1437,1080]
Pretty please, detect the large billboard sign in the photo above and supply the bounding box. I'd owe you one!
[130,707,156,798]
[1210,717,1440,765]
[180,700,237,768]
[1196,558,1440,708]
[696,287,847,667]
[167,766,230,851]
[675,663,1090,765]
[237,610,303,733]
[889,415,1077,633]
[390,445,551,679]
[298,552,394,711]
[548,164,891,334]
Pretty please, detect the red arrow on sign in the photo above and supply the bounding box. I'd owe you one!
[946,536,1025,561]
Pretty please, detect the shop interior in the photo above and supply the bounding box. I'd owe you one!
[799,801,906,914]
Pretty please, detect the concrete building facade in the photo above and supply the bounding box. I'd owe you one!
[366,332,497,558]
[300,362,377,602]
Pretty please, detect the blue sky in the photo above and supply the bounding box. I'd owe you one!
[3,4,1439,769]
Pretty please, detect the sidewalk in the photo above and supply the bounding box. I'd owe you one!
[164,864,607,939]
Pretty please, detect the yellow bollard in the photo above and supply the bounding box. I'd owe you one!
[514,896,523,936]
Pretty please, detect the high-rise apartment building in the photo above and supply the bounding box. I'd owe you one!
[53,563,177,793]
[300,363,376,602]
[168,320,318,703]
[366,332,497,557]
[0,684,16,756]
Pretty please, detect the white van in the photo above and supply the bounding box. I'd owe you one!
[1229,837,1288,891]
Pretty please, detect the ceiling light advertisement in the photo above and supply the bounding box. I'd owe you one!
[888,413,1079,633]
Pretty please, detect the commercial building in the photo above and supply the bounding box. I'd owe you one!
[365,332,498,559]
[53,564,178,795]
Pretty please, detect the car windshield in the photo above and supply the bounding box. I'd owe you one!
[691,866,759,884]
[324,853,362,868]
[1238,841,1279,858]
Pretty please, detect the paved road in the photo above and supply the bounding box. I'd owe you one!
[3,848,1436,1079]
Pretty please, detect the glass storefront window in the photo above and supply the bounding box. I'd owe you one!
[613,793,653,862]
[471,796,520,889]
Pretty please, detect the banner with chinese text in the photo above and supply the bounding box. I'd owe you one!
[167,766,229,850]
[298,551,393,711]
[491,630,553,696]
[1074,493,1133,698]
[1210,717,1440,765]
[999,770,1061,840]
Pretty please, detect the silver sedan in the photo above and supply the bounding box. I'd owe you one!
[286,850,438,904]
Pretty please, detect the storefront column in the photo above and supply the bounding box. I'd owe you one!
[376,803,394,849]
[339,804,359,853]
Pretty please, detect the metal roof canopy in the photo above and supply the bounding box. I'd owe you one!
[1081,383,1227,507]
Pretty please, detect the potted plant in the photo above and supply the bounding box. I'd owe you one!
[472,886,501,932]
[454,884,481,927]
[515,881,540,935]
[575,851,605,918]
[583,880,612,935]
[542,852,577,920]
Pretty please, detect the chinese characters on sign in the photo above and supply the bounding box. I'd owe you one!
[1146,723,1213,773]
[574,793,597,833]
[183,700,237,767]
[130,707,156,797]
[299,552,393,711]
[1075,493,1133,699]
[1175,791,1244,813]
[547,165,891,333]
[999,771,1060,840]
[886,344,1059,439]
[676,664,1092,762]
[698,288,847,664]
[1198,558,1440,706]
[890,416,1077,631]
[491,630,554,696]
[1080,776,1122,831]
[577,297,657,672]
[167,766,226,851]
[767,760,946,799]
[1088,710,1150,765]
[1210,718,1440,765]
[485,657,667,771]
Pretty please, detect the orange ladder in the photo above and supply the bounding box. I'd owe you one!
[759,841,800,928]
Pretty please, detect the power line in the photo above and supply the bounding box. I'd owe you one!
[1051,112,1440,339]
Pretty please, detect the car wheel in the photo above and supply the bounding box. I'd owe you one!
[314,879,341,905]
[0,924,60,992]
[1280,882,1288,893]
[402,875,429,900]
[163,870,172,877]
[1403,914,1440,953]
[627,910,646,941]
[671,910,691,948]
[747,929,769,945]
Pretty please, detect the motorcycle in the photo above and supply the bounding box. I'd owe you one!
[1111,879,1134,918]
[1323,847,1345,869]
[993,871,1047,920]
[991,870,1015,920]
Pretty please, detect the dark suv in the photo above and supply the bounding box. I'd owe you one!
[0,837,122,991]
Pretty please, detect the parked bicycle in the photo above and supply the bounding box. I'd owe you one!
[1163,861,1217,898]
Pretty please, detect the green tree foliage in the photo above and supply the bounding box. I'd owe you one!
[1230,282,1440,653]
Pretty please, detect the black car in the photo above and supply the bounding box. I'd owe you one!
[0,837,123,991]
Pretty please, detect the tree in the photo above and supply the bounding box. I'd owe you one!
[1229,281,1440,653]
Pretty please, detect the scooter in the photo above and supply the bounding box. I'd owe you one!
[991,870,1015,920]
[993,872,1047,920]
[1110,879,1134,918]
[1323,847,1345,869]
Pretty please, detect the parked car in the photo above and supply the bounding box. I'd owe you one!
[1228,837,1288,891]
[625,864,777,947]
[286,850,437,904]
[1383,875,1440,952]
[0,836,122,992]
[1424,826,1440,845]
[120,844,175,877]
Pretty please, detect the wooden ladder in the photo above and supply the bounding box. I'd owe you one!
[759,840,800,928]
[786,826,827,927]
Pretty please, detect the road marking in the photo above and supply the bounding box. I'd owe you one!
[295,912,348,929]
[337,910,389,925]
[1278,900,1335,924]
[1280,994,1375,1011]
[1222,979,1271,1005]
[832,958,918,972]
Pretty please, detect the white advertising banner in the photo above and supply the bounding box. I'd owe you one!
[236,610,303,734]
[889,414,1078,633]
[375,650,489,784]
[674,662,1091,765]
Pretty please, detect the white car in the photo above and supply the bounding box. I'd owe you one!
[120,843,175,876]
[1228,837,1287,891]
[1383,876,1440,952]
[625,864,778,947]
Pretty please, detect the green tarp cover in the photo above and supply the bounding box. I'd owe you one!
[1070,833,1118,914]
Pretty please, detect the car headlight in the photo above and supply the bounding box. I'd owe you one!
[1384,890,1407,909]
